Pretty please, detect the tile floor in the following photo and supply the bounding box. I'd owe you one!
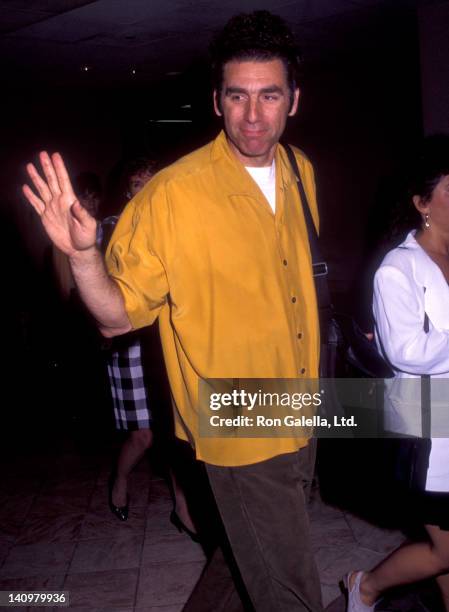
[0,436,444,612]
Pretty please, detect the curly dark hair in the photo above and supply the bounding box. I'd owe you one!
[408,134,449,203]
[121,156,161,190]
[74,171,101,197]
[210,11,301,108]
[382,134,449,244]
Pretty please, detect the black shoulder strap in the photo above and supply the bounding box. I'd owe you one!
[421,313,431,438]
[283,145,320,261]
[283,143,332,315]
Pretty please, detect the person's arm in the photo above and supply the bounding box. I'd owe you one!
[69,246,132,336]
[373,264,449,375]
[23,151,132,337]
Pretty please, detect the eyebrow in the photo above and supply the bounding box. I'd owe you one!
[224,85,284,95]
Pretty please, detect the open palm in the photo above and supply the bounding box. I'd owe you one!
[23,151,97,257]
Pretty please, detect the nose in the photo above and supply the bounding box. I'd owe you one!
[245,97,261,123]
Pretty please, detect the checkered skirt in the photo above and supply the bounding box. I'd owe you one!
[106,333,152,431]
[100,217,152,431]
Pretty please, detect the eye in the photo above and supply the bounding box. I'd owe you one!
[230,94,245,102]
[263,94,279,101]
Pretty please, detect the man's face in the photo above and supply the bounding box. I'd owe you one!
[127,170,154,198]
[214,59,299,167]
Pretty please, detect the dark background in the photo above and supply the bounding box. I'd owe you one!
[1,0,448,441]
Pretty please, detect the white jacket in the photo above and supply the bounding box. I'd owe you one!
[373,231,449,491]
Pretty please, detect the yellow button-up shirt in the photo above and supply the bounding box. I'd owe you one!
[106,130,320,466]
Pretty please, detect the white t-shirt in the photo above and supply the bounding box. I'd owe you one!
[245,161,276,212]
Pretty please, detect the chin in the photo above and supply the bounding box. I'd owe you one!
[228,133,273,163]
[240,143,271,158]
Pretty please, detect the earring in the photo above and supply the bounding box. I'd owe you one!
[424,214,431,229]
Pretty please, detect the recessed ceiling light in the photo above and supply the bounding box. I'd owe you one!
[166,71,181,76]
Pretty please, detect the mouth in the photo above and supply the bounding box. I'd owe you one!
[241,129,267,138]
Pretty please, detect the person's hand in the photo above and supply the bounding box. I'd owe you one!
[23,152,97,258]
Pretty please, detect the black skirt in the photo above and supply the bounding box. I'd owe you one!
[413,490,449,531]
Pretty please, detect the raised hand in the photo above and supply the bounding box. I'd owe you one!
[23,152,97,258]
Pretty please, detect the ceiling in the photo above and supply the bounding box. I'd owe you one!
[0,0,438,90]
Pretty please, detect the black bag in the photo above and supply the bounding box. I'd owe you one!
[333,312,394,378]
[394,435,431,492]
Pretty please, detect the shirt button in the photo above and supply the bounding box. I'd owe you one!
[297,333,302,339]
[291,297,297,303]
[300,368,306,374]
[283,259,288,266]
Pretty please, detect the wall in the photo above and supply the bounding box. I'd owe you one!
[418,1,449,135]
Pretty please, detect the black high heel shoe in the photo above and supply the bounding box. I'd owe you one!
[108,475,129,522]
[170,510,200,543]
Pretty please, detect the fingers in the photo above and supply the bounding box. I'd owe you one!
[24,151,76,215]
[70,199,86,221]
[25,161,52,203]
[24,151,77,222]
[52,153,77,201]
[70,199,94,225]
[69,201,98,250]
[22,184,45,215]
[39,151,62,196]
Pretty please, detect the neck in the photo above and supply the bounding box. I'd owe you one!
[416,228,449,256]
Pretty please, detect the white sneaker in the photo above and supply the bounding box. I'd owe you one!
[345,571,376,612]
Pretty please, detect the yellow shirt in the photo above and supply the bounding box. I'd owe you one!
[106,131,320,466]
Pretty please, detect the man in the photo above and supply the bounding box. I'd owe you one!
[23,11,322,611]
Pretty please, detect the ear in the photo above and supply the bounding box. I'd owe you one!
[213,90,222,117]
[288,88,300,117]
[412,194,429,215]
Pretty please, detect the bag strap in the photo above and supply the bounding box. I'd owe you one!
[283,146,324,272]
[421,313,431,438]
[283,144,333,329]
